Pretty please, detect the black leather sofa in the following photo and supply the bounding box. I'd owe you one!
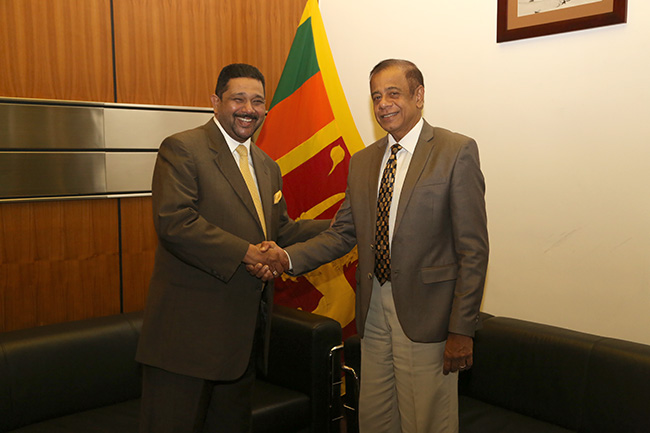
[0,304,342,433]
[343,314,650,433]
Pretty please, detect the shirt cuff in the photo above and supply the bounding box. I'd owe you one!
[283,248,293,272]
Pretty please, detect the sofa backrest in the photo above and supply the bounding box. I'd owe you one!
[0,312,143,432]
[462,316,600,430]
[582,338,650,433]
[461,316,650,433]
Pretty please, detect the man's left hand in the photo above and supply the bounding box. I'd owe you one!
[443,333,473,375]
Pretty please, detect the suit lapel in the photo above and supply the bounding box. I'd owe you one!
[205,121,265,237]
[394,121,435,235]
[367,138,388,224]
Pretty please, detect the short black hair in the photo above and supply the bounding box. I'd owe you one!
[369,59,424,95]
[215,63,265,98]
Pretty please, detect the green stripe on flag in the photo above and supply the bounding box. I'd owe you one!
[269,18,320,110]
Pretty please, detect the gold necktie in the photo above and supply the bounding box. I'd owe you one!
[235,145,267,238]
[374,144,402,285]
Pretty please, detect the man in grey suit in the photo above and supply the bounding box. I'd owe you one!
[136,63,329,433]
[254,59,488,432]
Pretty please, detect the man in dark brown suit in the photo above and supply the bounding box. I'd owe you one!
[136,63,328,433]
[254,59,489,433]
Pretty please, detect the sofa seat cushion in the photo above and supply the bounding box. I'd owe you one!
[252,380,310,433]
[459,396,575,433]
[8,380,309,433]
[8,399,140,433]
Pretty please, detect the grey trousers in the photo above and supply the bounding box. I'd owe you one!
[359,278,459,433]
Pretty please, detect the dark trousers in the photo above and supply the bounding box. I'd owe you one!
[139,357,256,433]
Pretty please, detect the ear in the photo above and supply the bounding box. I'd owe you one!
[415,85,425,109]
[210,94,221,114]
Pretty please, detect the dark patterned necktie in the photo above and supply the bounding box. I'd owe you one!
[374,144,402,285]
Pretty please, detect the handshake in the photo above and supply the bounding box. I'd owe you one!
[243,241,290,281]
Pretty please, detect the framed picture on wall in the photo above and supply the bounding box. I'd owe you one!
[497,0,628,43]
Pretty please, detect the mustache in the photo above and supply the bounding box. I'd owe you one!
[235,113,260,121]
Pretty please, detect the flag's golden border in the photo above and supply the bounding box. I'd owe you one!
[300,0,364,155]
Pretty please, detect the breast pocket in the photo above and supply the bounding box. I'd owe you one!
[417,176,448,187]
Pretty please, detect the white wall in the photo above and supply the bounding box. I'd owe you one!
[320,0,650,345]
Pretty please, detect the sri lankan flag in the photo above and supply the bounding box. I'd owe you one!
[257,0,363,337]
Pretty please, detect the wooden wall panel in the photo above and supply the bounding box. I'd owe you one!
[0,0,306,331]
[0,0,114,102]
[120,197,157,313]
[0,200,121,332]
[113,0,307,107]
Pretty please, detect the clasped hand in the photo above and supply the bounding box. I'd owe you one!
[243,241,289,281]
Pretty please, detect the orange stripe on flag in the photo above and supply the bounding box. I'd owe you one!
[257,71,334,160]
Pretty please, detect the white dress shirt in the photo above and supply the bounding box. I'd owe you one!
[214,117,261,191]
[378,117,424,247]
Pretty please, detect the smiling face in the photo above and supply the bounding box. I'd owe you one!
[211,77,266,143]
[370,65,424,142]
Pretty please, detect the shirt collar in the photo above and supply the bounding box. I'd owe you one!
[213,116,252,154]
[386,118,424,155]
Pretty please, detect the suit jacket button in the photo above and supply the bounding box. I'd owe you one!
[370,244,375,250]
[367,273,373,280]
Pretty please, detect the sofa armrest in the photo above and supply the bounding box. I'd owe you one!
[342,334,361,433]
[262,304,342,433]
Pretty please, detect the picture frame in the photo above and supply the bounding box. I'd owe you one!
[497,0,628,43]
